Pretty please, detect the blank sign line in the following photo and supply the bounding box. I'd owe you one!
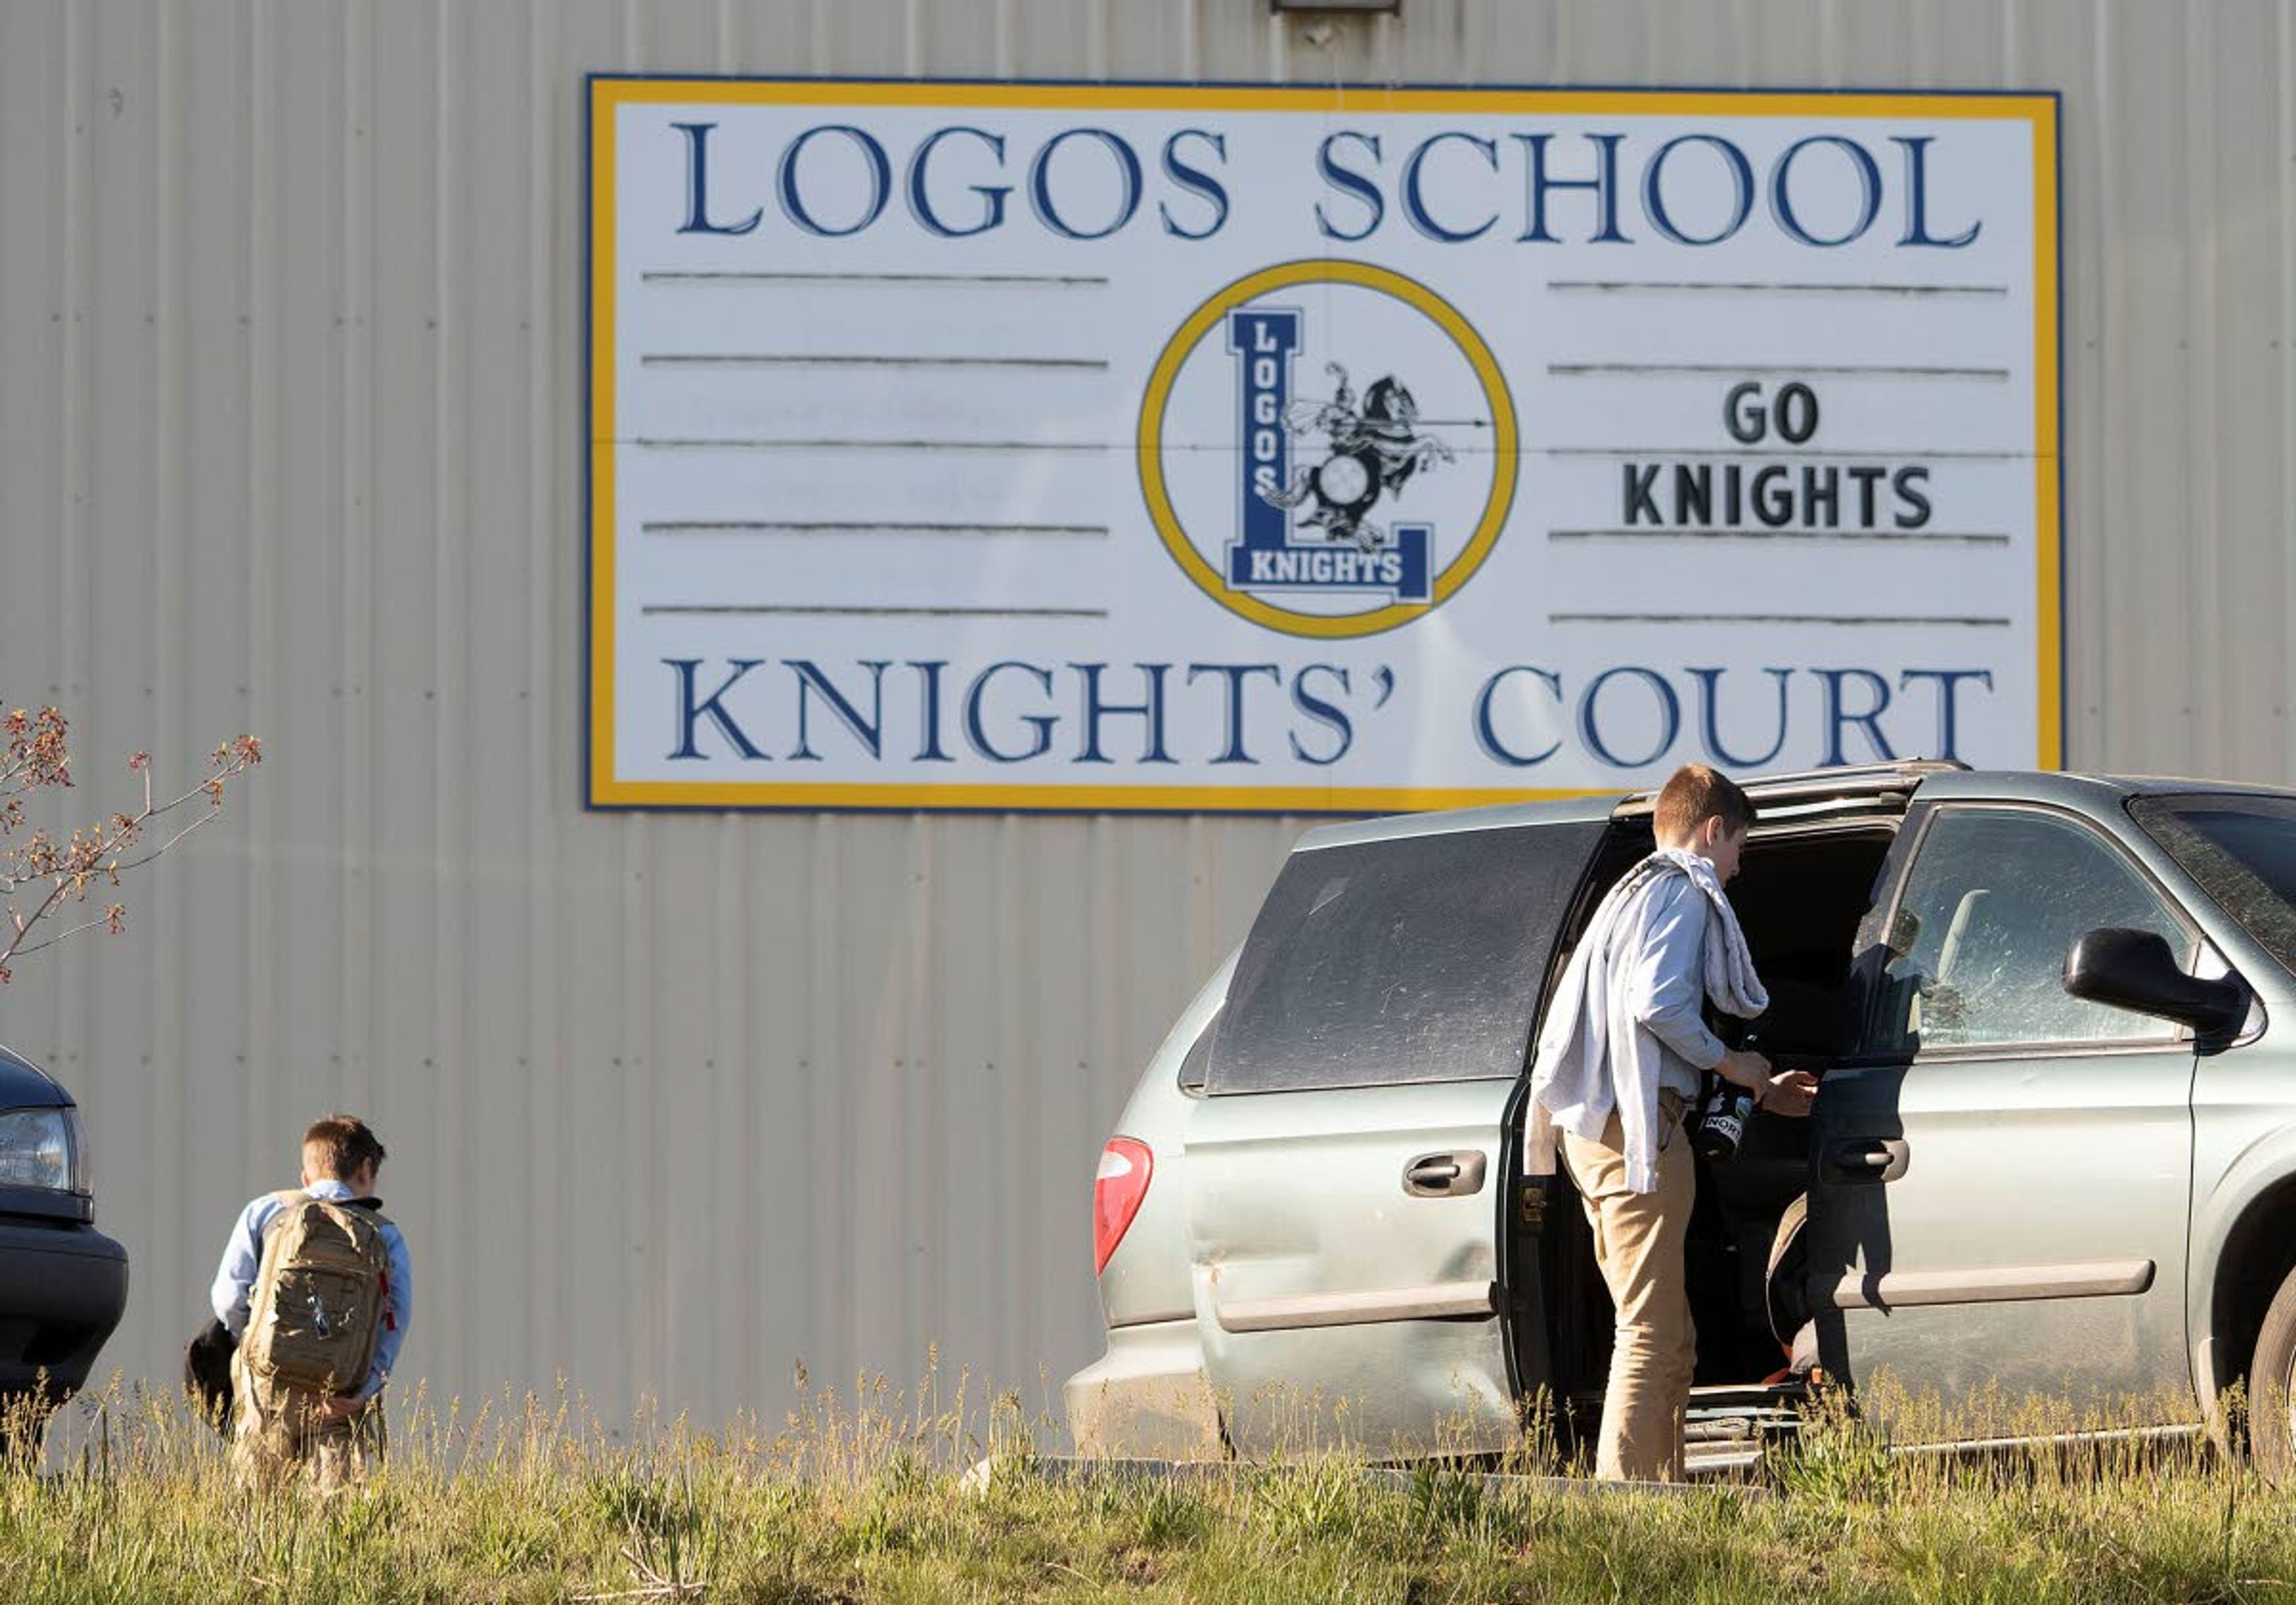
[1547,279,2009,297]
[1552,445,2025,461]
[632,437,1112,453]
[641,269,1109,288]
[629,436,1120,454]
[641,604,1109,620]
[1549,611,2011,628]
[1549,362,2010,381]
[624,438,2023,461]
[644,520,1108,539]
[640,353,1110,372]
[1549,527,2011,546]
[624,437,1511,455]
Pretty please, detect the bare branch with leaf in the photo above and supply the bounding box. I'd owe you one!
[0,707,262,982]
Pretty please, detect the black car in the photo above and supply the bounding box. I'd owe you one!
[0,1045,126,1443]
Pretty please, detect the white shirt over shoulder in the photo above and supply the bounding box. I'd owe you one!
[1526,849,1769,1194]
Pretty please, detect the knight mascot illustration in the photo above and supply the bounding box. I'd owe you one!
[1258,362,1457,552]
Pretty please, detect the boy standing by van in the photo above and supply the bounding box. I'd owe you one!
[209,1115,411,1491]
[1528,764,1817,1482]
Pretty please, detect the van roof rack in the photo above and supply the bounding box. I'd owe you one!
[1613,759,1968,817]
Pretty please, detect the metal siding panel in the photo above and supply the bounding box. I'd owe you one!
[708,820,753,1401]
[552,819,633,1402]
[2199,2,2287,778]
[1806,0,1883,82]
[741,820,810,1402]
[714,0,817,75]
[77,1,158,1333]
[930,816,1007,1378]
[1646,4,1760,84]
[842,816,925,1380]
[813,0,906,77]
[2170,0,2212,778]
[0,0,70,785]
[2282,0,2296,784]
[515,0,561,1421]
[460,0,541,1410]
[41,0,93,1237]
[1105,0,1205,80]
[157,0,239,1352]
[369,0,452,1397]
[906,0,1005,81]
[1009,0,1103,77]
[141,0,192,1370]
[2060,3,2112,769]
[1928,0,2030,85]
[436,0,481,1410]
[2100,4,2197,774]
[1392,3,1476,82]
[1036,818,1101,1366]
[1549,2,1646,77]
[650,821,718,1405]
[1198,3,1278,82]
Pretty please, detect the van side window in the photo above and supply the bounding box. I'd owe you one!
[1208,820,1606,1095]
[1877,808,2191,1053]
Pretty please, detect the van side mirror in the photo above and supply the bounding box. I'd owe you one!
[2063,927,2245,1036]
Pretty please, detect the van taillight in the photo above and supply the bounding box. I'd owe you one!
[1093,1138,1155,1275]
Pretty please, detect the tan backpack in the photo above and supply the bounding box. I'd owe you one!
[242,1191,392,1396]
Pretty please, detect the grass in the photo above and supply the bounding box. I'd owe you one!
[2,1370,2295,1601]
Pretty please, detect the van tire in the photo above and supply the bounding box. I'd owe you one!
[2248,1265,2296,1482]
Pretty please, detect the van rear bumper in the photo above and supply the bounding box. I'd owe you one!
[1064,1319,1224,1462]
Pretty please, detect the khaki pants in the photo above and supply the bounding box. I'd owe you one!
[228,1348,386,1494]
[1561,1102,1697,1482]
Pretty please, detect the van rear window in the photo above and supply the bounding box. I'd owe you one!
[1208,821,1605,1095]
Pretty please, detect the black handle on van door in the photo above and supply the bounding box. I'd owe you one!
[1404,1151,1488,1198]
[1825,1136,1910,1184]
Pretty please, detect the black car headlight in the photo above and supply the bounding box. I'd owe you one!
[0,1108,86,1193]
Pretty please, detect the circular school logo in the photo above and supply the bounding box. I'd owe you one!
[1138,261,1518,639]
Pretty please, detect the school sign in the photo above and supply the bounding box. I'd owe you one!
[586,80,2059,813]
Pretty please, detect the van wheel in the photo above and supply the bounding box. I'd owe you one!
[2248,1265,2296,1481]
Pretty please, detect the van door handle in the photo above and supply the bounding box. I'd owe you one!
[1404,1151,1487,1198]
[1826,1137,1910,1184]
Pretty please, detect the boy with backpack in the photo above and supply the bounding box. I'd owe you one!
[207,1114,411,1491]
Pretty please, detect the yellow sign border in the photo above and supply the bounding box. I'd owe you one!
[1138,259,1518,639]
[588,78,2063,812]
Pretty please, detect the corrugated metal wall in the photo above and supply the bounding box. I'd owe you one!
[1,0,2292,1433]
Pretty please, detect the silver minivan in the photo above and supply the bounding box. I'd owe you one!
[1066,762,2296,1475]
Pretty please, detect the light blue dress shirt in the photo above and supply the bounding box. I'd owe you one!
[209,1178,411,1401]
[1634,875,1732,1100]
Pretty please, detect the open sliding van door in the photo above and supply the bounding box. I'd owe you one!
[1184,803,1614,1459]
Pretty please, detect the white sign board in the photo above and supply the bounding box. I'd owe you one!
[588,81,2060,813]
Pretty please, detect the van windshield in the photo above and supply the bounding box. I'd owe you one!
[2130,793,2296,979]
